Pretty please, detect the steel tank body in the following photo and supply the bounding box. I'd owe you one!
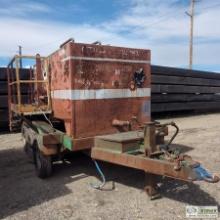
[49,41,151,150]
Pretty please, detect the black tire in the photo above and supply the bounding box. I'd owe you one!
[34,145,52,179]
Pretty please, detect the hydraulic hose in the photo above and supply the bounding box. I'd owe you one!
[164,122,179,149]
[90,160,106,189]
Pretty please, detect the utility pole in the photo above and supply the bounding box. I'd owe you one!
[18,45,22,68]
[186,0,196,69]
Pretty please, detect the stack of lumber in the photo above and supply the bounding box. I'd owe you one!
[0,68,29,130]
[151,65,220,112]
[0,68,9,130]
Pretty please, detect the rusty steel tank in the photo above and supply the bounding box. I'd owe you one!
[49,39,151,151]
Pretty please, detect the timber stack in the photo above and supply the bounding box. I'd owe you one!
[0,68,29,130]
[151,65,220,113]
[0,68,8,130]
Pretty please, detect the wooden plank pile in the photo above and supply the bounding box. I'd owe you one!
[0,68,29,130]
[151,65,220,112]
[0,68,9,130]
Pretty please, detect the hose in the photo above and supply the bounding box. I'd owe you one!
[163,122,179,150]
[90,160,106,189]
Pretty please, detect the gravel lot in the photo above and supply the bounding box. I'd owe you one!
[0,113,220,220]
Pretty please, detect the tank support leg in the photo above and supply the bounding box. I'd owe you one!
[144,173,161,200]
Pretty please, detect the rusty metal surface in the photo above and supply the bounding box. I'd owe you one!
[144,173,161,199]
[50,41,151,150]
[95,130,143,142]
[91,120,219,192]
[144,122,157,156]
[91,148,197,181]
[22,121,59,156]
[91,121,199,195]
[95,131,143,153]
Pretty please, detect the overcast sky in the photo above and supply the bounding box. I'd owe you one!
[0,0,220,72]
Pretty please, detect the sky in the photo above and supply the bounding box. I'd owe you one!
[0,0,220,72]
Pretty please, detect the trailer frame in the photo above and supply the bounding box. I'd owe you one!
[7,49,219,198]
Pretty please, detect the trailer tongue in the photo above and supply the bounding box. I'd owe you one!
[91,121,219,198]
[7,39,219,198]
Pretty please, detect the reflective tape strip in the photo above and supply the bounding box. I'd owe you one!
[62,56,150,64]
[51,88,151,100]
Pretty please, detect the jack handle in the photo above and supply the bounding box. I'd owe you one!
[139,121,179,148]
[159,121,179,149]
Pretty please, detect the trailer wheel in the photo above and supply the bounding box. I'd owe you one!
[34,144,52,178]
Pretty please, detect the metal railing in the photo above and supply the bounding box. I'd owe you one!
[7,54,51,115]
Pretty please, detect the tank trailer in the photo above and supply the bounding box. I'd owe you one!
[7,39,219,199]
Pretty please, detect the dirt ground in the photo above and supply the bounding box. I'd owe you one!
[0,113,220,220]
